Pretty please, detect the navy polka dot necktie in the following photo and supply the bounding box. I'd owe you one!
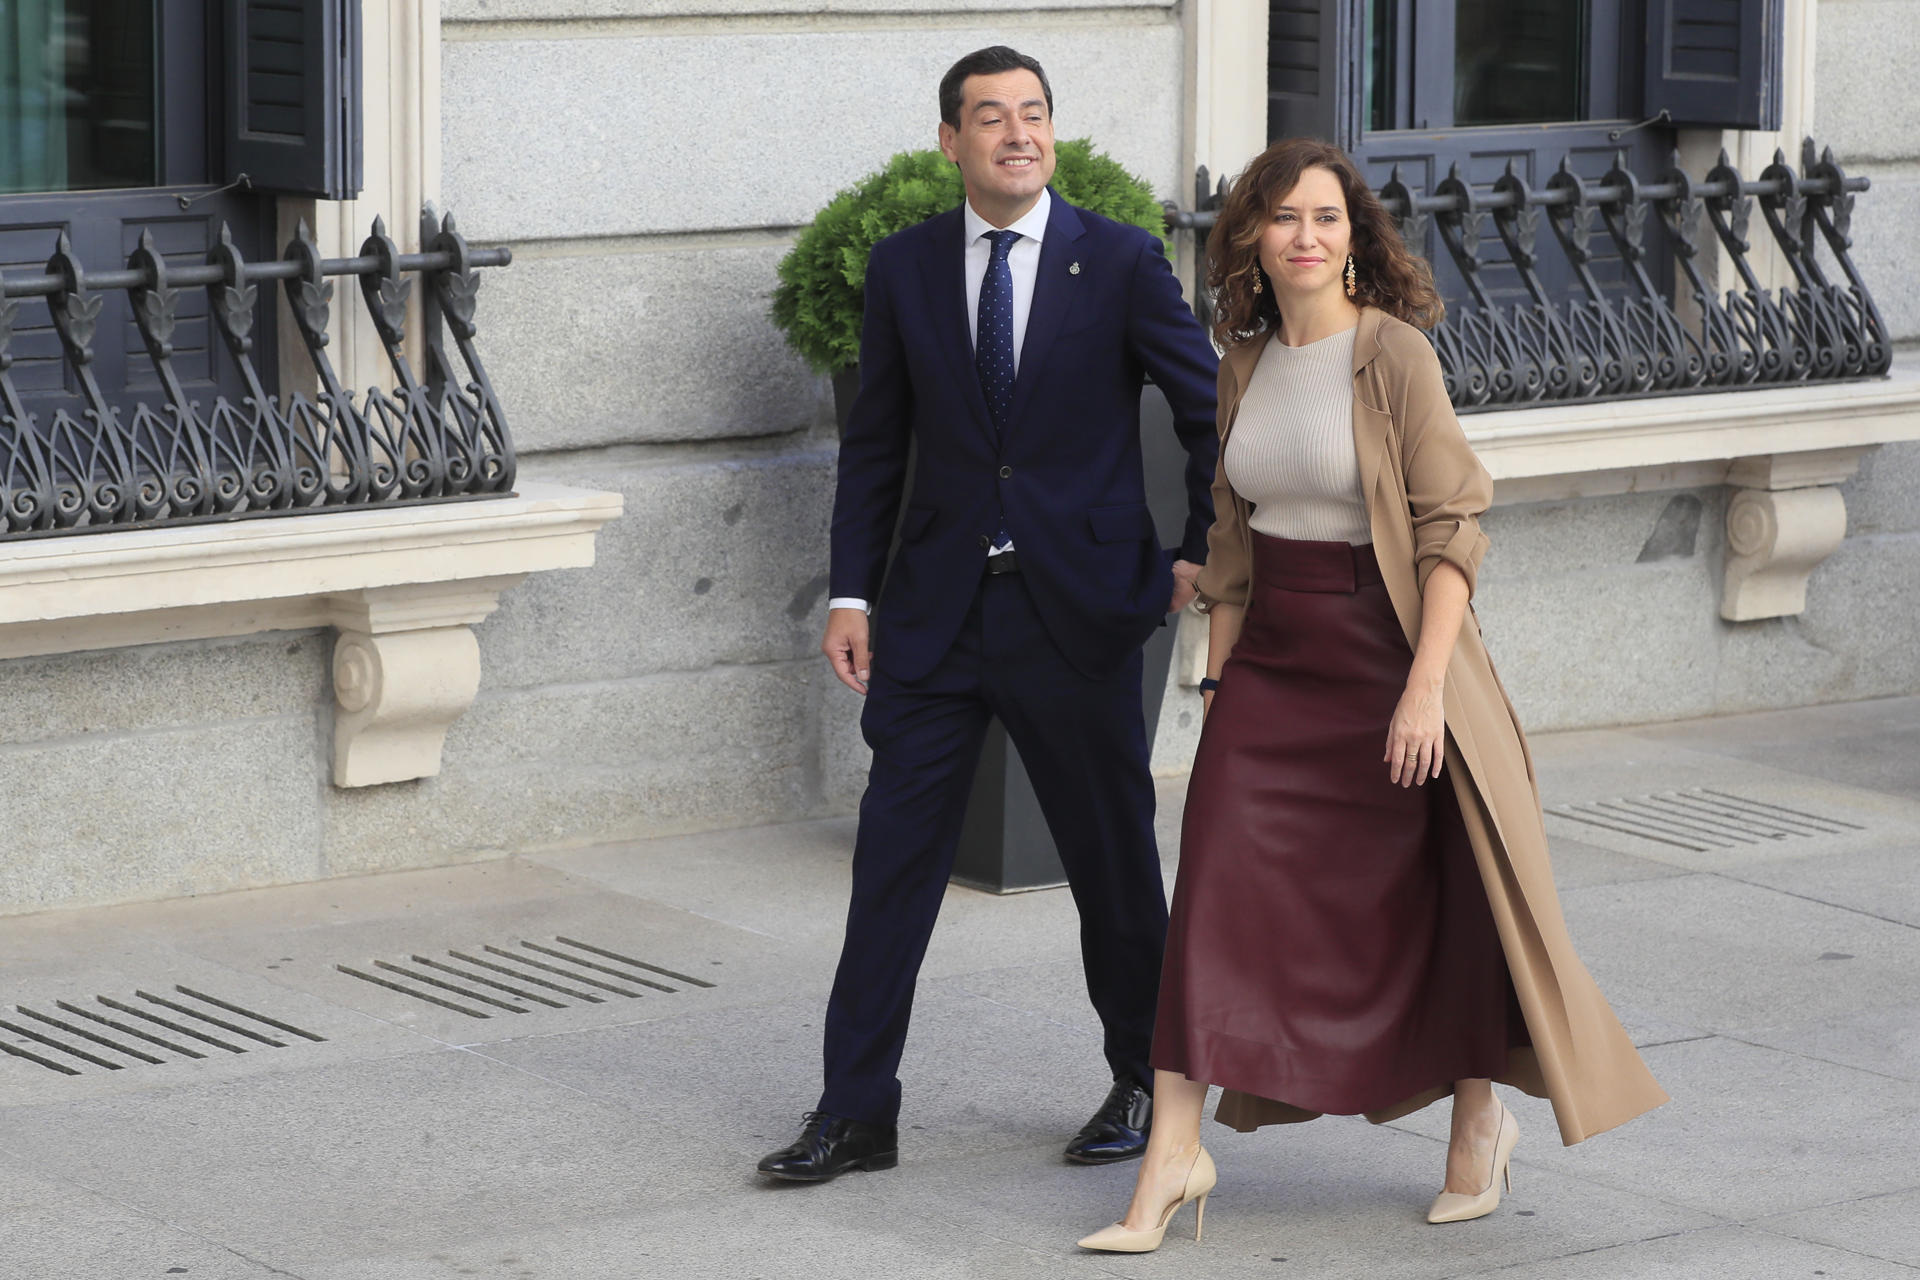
[975,229,1022,438]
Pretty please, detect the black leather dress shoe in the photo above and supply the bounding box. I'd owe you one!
[1064,1077,1152,1164]
[756,1111,899,1182]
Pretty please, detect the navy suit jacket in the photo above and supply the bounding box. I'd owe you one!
[829,191,1220,684]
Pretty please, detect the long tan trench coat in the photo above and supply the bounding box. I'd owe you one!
[1193,307,1667,1146]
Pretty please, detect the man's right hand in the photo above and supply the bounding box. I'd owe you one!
[822,608,873,695]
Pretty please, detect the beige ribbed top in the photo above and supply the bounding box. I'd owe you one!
[1222,326,1371,545]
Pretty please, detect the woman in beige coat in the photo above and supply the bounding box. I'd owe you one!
[1078,139,1666,1255]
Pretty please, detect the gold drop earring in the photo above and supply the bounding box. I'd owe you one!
[1345,254,1357,298]
[1252,263,1263,295]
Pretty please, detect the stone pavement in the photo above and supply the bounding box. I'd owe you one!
[2,696,1917,1280]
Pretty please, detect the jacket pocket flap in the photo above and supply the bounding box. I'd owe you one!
[1087,504,1157,544]
[899,505,936,541]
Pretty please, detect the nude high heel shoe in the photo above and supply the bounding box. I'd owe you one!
[1426,1101,1518,1224]
[1077,1146,1217,1253]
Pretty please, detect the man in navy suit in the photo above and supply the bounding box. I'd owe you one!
[757,46,1219,1182]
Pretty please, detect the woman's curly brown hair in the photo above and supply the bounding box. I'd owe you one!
[1207,138,1443,347]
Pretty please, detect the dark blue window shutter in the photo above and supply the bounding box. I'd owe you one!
[1643,0,1783,130]
[223,0,362,199]
[1268,0,1361,146]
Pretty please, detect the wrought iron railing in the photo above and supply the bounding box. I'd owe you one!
[1166,139,1888,411]
[0,210,515,538]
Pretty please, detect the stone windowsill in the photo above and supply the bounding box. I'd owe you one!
[1456,360,1920,622]
[0,480,623,785]
[1466,360,1920,504]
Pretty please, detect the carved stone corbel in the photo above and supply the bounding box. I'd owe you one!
[327,576,524,787]
[1720,448,1870,621]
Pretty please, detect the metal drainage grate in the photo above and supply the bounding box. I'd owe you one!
[0,986,325,1076]
[1546,788,1865,853]
[335,935,715,1020]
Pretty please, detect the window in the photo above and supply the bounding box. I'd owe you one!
[1332,0,1663,310]
[1270,1,1781,312]
[1361,0,1624,134]
[1451,0,1587,126]
[0,0,359,428]
[0,0,159,195]
[1254,1,1813,409]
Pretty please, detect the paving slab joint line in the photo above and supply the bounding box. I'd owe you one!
[440,998,675,1047]
[231,968,486,1055]
[450,1041,640,1109]
[1751,1225,1920,1273]
[1633,1033,1716,1050]
[214,1241,310,1278]
[504,858,791,940]
[1439,1224,1719,1278]
[0,1144,311,1278]
[1706,868,1920,933]
[1712,1029,1920,1086]
[1746,1183,1920,1224]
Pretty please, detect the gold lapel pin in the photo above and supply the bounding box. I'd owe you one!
[1068,261,1081,275]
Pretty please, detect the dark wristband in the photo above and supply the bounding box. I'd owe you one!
[1198,677,1221,693]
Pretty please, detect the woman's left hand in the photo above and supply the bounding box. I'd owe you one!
[1385,675,1446,787]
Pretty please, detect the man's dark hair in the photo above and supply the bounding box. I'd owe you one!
[939,46,1053,128]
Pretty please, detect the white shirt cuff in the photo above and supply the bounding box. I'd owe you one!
[827,597,871,614]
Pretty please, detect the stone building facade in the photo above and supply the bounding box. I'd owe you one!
[0,0,1912,916]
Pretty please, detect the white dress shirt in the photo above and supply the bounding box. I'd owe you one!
[963,187,1049,373]
[830,189,1052,615]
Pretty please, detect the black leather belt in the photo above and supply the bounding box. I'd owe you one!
[984,550,1021,575]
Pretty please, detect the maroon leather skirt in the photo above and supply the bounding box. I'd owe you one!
[1152,533,1523,1116]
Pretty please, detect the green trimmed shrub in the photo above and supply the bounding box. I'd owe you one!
[771,139,1169,376]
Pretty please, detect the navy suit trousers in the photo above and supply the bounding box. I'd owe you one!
[818,570,1169,1126]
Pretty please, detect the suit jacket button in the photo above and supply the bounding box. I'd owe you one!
[998,465,1013,479]
[978,535,991,549]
